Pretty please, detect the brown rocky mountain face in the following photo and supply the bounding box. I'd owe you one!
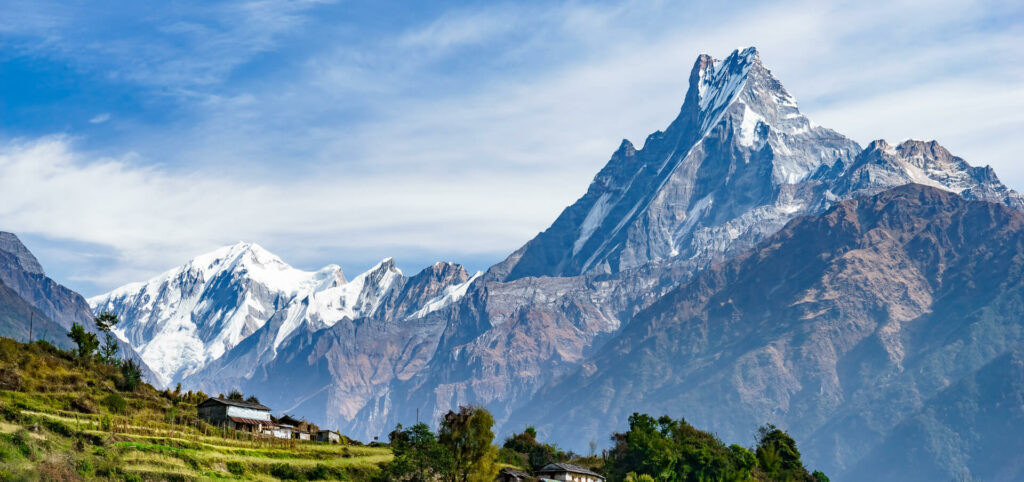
[512,184,1024,480]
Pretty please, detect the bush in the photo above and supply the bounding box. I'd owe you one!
[101,393,127,415]
[307,464,347,480]
[226,461,246,476]
[11,429,33,459]
[270,463,303,480]
[118,359,143,391]
[76,458,95,476]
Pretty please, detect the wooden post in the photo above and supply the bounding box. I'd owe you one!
[28,312,33,344]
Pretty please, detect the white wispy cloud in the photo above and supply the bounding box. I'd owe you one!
[89,113,111,124]
[1,0,1022,295]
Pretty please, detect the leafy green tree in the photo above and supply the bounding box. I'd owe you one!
[438,406,499,482]
[755,424,815,481]
[67,323,99,359]
[606,413,759,482]
[503,426,566,471]
[94,312,119,331]
[384,422,454,481]
[94,312,121,363]
[227,390,244,401]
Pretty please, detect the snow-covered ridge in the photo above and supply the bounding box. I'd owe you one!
[90,243,474,386]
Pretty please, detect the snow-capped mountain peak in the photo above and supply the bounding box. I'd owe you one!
[89,242,345,385]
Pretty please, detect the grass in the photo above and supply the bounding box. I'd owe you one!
[0,337,391,480]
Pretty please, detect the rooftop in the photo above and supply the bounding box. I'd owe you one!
[198,397,271,411]
[536,462,604,479]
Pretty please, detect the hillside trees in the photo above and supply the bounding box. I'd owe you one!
[438,406,499,482]
[606,413,761,482]
[67,323,98,359]
[382,405,498,482]
[501,425,567,471]
[94,311,120,363]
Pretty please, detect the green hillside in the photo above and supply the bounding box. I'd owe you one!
[0,337,390,481]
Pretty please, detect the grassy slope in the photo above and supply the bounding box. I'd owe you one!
[0,337,391,481]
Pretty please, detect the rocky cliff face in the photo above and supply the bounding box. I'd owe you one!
[513,185,1024,481]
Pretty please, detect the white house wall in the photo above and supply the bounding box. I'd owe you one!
[226,406,271,421]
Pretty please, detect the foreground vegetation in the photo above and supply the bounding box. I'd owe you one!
[0,336,389,481]
[383,409,828,481]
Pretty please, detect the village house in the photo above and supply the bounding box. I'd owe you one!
[196,397,273,433]
[277,414,314,441]
[535,463,605,482]
[262,423,293,440]
[315,430,341,443]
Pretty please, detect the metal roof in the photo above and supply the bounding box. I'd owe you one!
[197,397,271,411]
[536,462,604,479]
[229,416,274,426]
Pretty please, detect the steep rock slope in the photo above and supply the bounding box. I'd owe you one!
[513,185,1024,481]
[487,47,861,281]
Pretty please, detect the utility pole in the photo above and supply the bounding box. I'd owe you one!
[416,408,419,425]
[28,312,33,344]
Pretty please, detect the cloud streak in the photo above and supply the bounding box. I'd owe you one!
[1,0,1022,295]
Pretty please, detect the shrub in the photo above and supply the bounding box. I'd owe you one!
[226,461,246,476]
[101,393,127,414]
[76,458,95,476]
[42,418,74,437]
[307,464,347,480]
[12,429,33,459]
[118,359,143,391]
[270,463,303,480]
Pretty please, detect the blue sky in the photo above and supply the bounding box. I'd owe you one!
[1,0,1022,296]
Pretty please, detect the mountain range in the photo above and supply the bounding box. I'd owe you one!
[6,46,1017,480]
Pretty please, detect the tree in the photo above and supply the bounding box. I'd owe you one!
[227,390,244,401]
[606,413,758,482]
[384,422,454,481]
[438,406,499,482]
[755,424,815,481]
[119,359,143,391]
[94,312,119,331]
[245,395,260,404]
[67,322,99,359]
[94,312,121,363]
[502,426,566,472]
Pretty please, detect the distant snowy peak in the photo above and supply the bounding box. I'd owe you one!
[89,242,345,385]
[833,139,1024,210]
[271,257,405,350]
[93,242,477,386]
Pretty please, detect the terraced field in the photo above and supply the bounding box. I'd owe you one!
[0,337,390,480]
